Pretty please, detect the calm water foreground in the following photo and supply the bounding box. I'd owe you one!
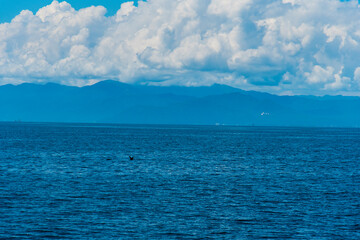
[0,123,359,239]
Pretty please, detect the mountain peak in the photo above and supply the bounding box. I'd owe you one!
[91,80,130,87]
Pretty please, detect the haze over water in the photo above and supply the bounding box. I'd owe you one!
[0,123,359,239]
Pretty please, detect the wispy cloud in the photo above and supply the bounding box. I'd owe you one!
[0,0,360,95]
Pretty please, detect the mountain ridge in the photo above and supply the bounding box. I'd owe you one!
[0,80,359,127]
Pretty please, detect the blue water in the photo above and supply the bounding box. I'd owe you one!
[0,123,359,239]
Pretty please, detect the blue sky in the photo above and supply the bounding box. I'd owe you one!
[0,0,141,23]
[0,0,360,96]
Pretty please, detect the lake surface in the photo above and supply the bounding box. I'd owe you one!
[0,123,359,239]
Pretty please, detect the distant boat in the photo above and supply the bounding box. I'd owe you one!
[129,156,134,160]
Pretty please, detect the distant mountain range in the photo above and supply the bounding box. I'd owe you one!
[0,80,359,127]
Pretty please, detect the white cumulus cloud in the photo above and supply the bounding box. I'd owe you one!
[0,0,360,95]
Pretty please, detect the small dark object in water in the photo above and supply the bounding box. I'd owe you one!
[129,156,134,160]
[106,158,112,161]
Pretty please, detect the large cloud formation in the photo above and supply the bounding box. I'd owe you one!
[0,0,360,95]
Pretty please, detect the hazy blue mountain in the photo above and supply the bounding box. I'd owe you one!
[0,80,359,127]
